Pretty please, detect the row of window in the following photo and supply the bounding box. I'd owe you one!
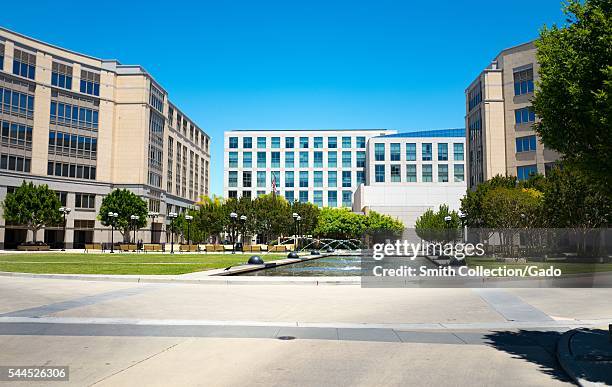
[374,142,464,162]
[516,135,537,153]
[229,150,367,169]
[0,153,31,173]
[1,120,33,148]
[12,49,36,80]
[74,193,95,209]
[228,190,353,207]
[374,164,464,183]
[47,161,96,180]
[48,131,98,159]
[50,101,99,130]
[229,135,368,149]
[229,170,366,188]
[0,87,34,119]
[51,62,73,90]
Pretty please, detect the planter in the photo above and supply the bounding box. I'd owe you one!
[17,244,50,251]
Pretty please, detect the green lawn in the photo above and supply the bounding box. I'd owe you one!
[0,253,286,275]
[466,256,612,275]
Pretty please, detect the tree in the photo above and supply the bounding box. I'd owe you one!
[314,207,366,240]
[291,201,320,237]
[1,181,62,244]
[364,211,404,242]
[98,189,148,242]
[532,0,612,193]
[194,195,229,243]
[415,204,461,244]
[251,194,292,243]
[460,175,517,228]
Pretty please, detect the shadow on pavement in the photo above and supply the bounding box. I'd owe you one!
[483,330,573,383]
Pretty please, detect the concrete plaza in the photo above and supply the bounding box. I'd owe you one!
[0,275,611,386]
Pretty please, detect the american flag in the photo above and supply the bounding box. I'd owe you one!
[271,174,278,196]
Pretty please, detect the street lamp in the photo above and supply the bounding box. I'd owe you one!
[59,207,71,251]
[148,211,159,244]
[185,214,193,246]
[459,213,467,243]
[296,215,302,251]
[444,215,452,245]
[239,215,247,250]
[130,215,139,251]
[292,212,299,250]
[230,212,237,254]
[108,212,118,253]
[168,212,178,254]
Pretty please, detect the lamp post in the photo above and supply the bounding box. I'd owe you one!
[185,214,193,246]
[108,212,118,253]
[292,212,299,250]
[168,212,178,254]
[239,215,247,250]
[147,211,158,244]
[230,212,237,254]
[297,215,302,251]
[444,215,452,244]
[459,213,467,243]
[130,215,139,251]
[59,207,71,251]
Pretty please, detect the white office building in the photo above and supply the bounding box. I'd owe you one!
[354,129,467,227]
[224,129,396,207]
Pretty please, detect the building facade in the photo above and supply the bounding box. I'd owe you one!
[353,129,466,227]
[465,41,559,190]
[0,28,210,248]
[223,129,396,207]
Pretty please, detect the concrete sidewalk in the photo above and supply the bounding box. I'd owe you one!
[557,328,612,386]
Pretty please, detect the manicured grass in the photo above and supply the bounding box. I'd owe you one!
[0,253,286,275]
[466,256,612,275]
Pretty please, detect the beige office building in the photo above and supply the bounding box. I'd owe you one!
[465,41,559,190]
[0,28,210,248]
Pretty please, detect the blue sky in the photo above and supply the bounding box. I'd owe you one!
[0,0,566,196]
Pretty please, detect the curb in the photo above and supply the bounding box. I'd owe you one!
[556,329,607,387]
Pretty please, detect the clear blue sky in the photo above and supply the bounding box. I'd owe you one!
[0,0,566,196]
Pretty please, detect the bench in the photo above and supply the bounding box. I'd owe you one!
[204,244,225,253]
[269,245,294,252]
[84,243,103,253]
[143,244,163,253]
[179,244,198,252]
[119,244,137,252]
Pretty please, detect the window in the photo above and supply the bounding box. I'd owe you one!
[342,151,351,168]
[285,152,294,168]
[1,87,35,119]
[271,137,280,148]
[257,171,266,187]
[299,152,309,168]
[356,151,366,168]
[314,171,323,187]
[243,152,252,167]
[228,171,238,187]
[285,137,294,148]
[149,85,164,112]
[514,68,534,96]
[454,143,464,161]
[422,164,432,182]
[243,191,251,198]
[328,191,337,207]
[285,171,294,187]
[257,152,266,168]
[257,191,265,197]
[342,171,352,187]
[51,62,73,90]
[228,152,238,167]
[12,49,36,80]
[515,107,536,124]
[438,164,448,182]
[243,137,252,148]
[406,143,416,161]
[516,135,537,152]
[342,136,352,148]
[300,137,309,148]
[390,143,401,161]
[80,70,100,96]
[356,136,366,148]
[228,191,238,199]
[328,137,337,148]
[299,191,308,203]
[468,83,482,111]
[422,143,432,161]
[356,170,365,184]
[299,171,309,187]
[314,191,323,207]
[438,143,448,161]
[328,151,337,167]
[0,43,3,71]
[374,144,385,161]
[454,164,464,182]
[75,193,95,209]
[328,171,337,187]
[342,191,352,207]
[229,137,238,148]
[257,137,266,148]
[285,191,294,202]
[46,161,95,180]
[314,151,323,167]
[375,165,385,182]
[314,137,323,148]
[517,165,538,180]
[271,171,280,188]
[406,164,417,182]
[243,171,252,187]
[271,152,280,168]
[2,154,31,172]
[391,165,401,182]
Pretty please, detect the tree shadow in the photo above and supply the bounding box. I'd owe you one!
[482,330,573,383]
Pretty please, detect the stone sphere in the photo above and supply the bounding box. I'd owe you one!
[310,250,321,255]
[287,252,299,258]
[248,255,264,265]
[326,247,335,253]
